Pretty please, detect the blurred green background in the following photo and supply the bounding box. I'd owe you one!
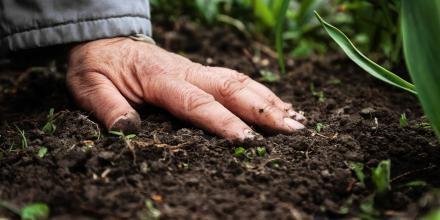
[150,0,401,67]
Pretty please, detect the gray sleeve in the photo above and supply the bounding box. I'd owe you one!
[0,0,152,55]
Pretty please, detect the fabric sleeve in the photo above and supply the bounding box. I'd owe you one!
[0,0,152,56]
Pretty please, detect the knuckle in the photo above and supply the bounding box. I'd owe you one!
[220,115,239,128]
[217,78,246,98]
[182,89,215,112]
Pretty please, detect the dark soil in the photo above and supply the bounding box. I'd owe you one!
[1,21,440,220]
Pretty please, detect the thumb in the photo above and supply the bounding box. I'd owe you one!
[67,71,141,133]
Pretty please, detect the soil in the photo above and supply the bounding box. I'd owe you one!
[1,21,440,220]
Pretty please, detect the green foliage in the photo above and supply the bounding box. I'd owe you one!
[15,126,28,149]
[371,160,390,194]
[259,70,280,82]
[400,113,408,128]
[314,12,417,95]
[109,131,137,140]
[21,203,49,220]
[37,147,48,158]
[349,162,365,186]
[401,0,440,140]
[234,147,246,157]
[42,108,56,134]
[143,200,161,220]
[421,208,440,220]
[310,83,325,102]
[315,123,324,133]
[274,0,290,74]
[256,147,267,157]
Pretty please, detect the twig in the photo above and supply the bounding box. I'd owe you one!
[391,165,437,183]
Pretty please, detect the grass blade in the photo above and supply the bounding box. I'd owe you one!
[401,0,440,139]
[253,0,276,28]
[314,12,417,95]
[275,0,290,75]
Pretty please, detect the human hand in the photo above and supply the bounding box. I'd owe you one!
[67,37,306,141]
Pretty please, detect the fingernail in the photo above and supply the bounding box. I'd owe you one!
[110,111,141,134]
[284,117,305,130]
[288,110,307,123]
[243,129,262,140]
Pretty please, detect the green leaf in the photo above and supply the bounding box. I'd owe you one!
[125,134,137,140]
[38,147,48,158]
[274,0,290,74]
[421,208,440,220]
[371,160,391,194]
[21,203,49,220]
[253,0,276,28]
[109,131,124,137]
[315,123,324,133]
[234,147,246,157]
[400,113,408,128]
[400,180,427,188]
[314,11,417,95]
[144,200,161,220]
[256,147,267,157]
[401,0,440,139]
[259,70,280,82]
[349,162,365,186]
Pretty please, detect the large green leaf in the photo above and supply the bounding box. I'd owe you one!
[401,0,440,139]
[314,12,417,95]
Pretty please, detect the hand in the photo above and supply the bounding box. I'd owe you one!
[67,37,306,141]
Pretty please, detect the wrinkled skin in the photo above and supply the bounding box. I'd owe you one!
[67,37,306,141]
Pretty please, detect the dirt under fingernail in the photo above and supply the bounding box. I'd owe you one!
[110,111,141,133]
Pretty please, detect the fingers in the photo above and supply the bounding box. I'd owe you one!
[245,79,307,124]
[181,65,305,133]
[67,71,141,133]
[141,74,255,140]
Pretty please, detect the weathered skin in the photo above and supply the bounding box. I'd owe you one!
[67,37,306,141]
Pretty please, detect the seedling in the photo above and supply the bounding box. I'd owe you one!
[256,147,267,157]
[143,199,161,220]
[42,108,56,134]
[110,131,137,163]
[38,146,48,158]
[310,83,326,102]
[234,147,246,157]
[349,162,365,187]
[400,113,408,128]
[15,126,28,149]
[315,123,324,133]
[109,131,137,140]
[259,70,280,82]
[371,160,391,194]
[0,201,49,220]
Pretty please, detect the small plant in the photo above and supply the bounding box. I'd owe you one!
[315,123,324,133]
[109,131,137,140]
[15,126,28,149]
[349,162,365,187]
[143,199,161,220]
[38,146,48,158]
[234,147,246,157]
[310,83,326,102]
[0,201,49,220]
[259,70,280,82]
[399,113,408,128]
[42,108,56,134]
[256,147,267,157]
[371,160,391,195]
